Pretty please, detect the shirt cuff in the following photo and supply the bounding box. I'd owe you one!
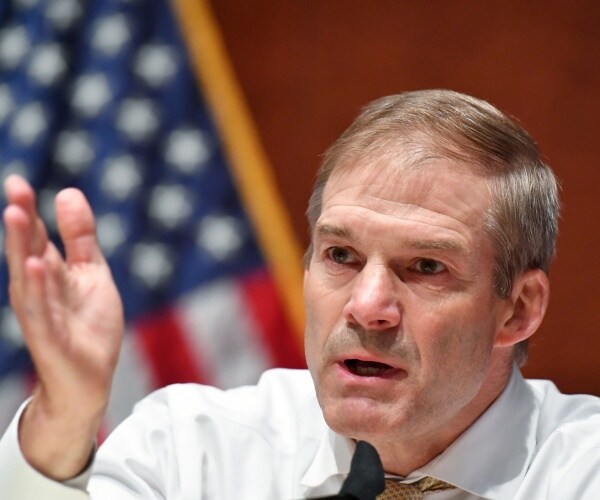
[0,398,92,499]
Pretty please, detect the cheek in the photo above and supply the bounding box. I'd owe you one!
[303,278,327,374]
[304,270,344,334]
[303,274,350,378]
[303,319,318,375]
[411,312,495,411]
[414,300,496,366]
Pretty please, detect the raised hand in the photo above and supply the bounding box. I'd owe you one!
[3,175,124,480]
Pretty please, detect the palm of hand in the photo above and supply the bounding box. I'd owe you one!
[39,248,125,415]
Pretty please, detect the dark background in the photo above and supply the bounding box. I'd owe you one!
[210,0,600,395]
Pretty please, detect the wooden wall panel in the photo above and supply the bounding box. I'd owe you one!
[210,0,600,394]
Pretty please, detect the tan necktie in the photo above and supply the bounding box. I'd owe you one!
[376,477,456,499]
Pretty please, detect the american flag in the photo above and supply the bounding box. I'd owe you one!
[0,0,305,436]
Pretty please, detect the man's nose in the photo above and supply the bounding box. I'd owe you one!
[342,263,401,330]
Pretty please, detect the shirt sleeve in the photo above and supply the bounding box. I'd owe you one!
[0,400,92,500]
[0,390,179,500]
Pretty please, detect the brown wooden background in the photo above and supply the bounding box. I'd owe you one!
[210,0,600,395]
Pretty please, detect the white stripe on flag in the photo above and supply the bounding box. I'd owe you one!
[176,278,271,389]
[105,329,155,431]
[0,373,29,434]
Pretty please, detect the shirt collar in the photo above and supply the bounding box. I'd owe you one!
[299,366,540,499]
[415,366,539,499]
[299,426,355,494]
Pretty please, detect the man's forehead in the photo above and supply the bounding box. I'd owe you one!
[323,155,491,204]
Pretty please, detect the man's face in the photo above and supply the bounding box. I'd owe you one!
[304,158,512,448]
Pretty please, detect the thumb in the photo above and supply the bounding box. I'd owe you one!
[55,188,104,265]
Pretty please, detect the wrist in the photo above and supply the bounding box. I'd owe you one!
[18,396,101,480]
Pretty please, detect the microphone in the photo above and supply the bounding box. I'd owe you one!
[311,440,385,499]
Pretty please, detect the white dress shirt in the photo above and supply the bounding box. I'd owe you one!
[0,367,599,499]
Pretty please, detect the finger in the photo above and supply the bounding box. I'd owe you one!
[33,215,49,256]
[18,257,62,366]
[4,205,65,319]
[4,175,36,214]
[42,242,68,307]
[55,188,104,265]
[4,175,48,255]
[4,204,34,293]
[44,244,70,316]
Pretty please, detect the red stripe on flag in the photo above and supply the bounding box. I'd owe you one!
[134,308,211,388]
[238,269,306,369]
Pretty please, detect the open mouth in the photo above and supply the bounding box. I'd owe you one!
[344,359,393,377]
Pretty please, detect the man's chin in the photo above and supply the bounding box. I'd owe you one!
[320,396,403,440]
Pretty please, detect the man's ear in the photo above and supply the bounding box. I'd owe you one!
[494,269,550,348]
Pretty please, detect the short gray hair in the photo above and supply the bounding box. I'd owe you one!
[305,90,560,366]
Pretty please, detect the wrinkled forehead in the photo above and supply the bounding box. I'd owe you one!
[323,146,491,204]
[325,128,490,184]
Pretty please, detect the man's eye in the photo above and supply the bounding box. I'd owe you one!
[326,247,354,264]
[413,258,446,274]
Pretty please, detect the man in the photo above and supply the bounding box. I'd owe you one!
[0,90,598,499]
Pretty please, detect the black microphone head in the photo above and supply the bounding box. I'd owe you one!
[338,441,385,500]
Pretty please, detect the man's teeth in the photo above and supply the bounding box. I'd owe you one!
[345,359,392,376]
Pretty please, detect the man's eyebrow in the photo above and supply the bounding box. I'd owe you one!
[315,224,466,254]
[315,224,353,240]
[405,238,466,254]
